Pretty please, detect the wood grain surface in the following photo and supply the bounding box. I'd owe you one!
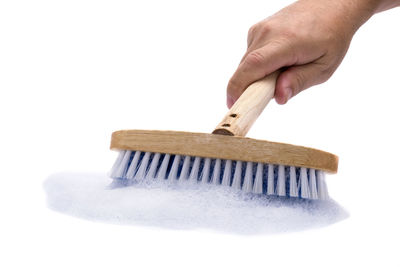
[110,130,338,173]
[213,72,279,136]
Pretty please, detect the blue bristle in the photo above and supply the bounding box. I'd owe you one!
[262,164,268,194]
[154,153,165,175]
[284,166,291,197]
[239,161,247,187]
[165,154,177,178]
[110,150,329,200]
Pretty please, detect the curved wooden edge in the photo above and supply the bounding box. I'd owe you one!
[110,130,339,174]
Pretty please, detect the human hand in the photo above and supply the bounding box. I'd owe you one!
[226,0,377,107]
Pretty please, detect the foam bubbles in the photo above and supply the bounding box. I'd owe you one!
[43,172,348,234]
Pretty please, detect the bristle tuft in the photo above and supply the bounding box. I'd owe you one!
[289,166,298,198]
[156,154,170,180]
[222,160,232,186]
[253,163,263,194]
[179,156,191,182]
[267,164,274,195]
[201,158,211,184]
[110,150,330,200]
[167,155,181,182]
[212,159,221,185]
[242,162,253,193]
[276,165,286,196]
[231,161,242,190]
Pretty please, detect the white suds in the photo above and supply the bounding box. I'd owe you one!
[44,172,347,235]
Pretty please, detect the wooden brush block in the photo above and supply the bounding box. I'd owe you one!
[110,130,338,173]
[111,73,338,174]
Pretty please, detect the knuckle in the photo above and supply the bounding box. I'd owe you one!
[268,38,298,65]
[227,81,243,100]
[247,24,261,46]
[248,22,271,37]
[322,65,336,80]
[317,59,339,81]
[258,23,271,36]
[227,78,240,93]
[244,50,265,67]
[279,30,297,41]
[269,36,293,50]
[294,71,306,90]
[319,65,332,78]
[247,25,257,37]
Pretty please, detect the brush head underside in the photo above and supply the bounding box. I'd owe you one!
[110,150,329,200]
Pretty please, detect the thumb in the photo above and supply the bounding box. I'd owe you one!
[275,63,330,104]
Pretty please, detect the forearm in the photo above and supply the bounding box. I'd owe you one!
[296,0,399,34]
[375,0,400,12]
[296,0,385,35]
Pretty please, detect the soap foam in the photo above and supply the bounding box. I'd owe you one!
[43,172,348,234]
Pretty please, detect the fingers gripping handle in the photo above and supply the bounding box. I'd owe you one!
[213,71,279,137]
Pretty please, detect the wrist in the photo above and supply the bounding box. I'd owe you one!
[297,0,378,34]
[346,0,379,33]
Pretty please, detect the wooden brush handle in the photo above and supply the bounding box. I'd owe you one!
[213,71,279,136]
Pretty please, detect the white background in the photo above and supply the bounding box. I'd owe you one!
[1,0,399,266]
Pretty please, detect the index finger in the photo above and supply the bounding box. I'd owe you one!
[227,42,296,108]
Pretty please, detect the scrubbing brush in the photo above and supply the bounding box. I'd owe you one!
[109,72,338,200]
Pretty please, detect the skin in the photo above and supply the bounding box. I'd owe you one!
[227,0,400,108]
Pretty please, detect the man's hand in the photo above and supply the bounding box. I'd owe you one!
[227,0,379,107]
